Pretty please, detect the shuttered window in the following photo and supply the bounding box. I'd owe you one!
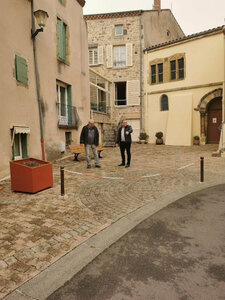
[11,129,28,160]
[127,80,140,106]
[113,45,126,67]
[89,48,98,65]
[57,18,67,60]
[15,55,28,85]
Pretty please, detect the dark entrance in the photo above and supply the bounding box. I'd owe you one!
[207,97,222,144]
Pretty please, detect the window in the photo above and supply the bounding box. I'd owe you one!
[160,94,169,111]
[57,82,72,126]
[113,45,126,67]
[90,71,110,113]
[11,128,28,160]
[170,60,176,80]
[57,18,67,61]
[65,132,71,148]
[158,63,163,83]
[115,25,123,36]
[58,0,65,4]
[89,47,98,65]
[115,82,126,105]
[178,58,184,79]
[151,65,156,84]
[15,55,28,85]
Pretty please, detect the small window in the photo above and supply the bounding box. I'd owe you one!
[15,55,28,85]
[11,131,28,160]
[65,132,71,148]
[115,82,126,106]
[178,58,184,79]
[170,60,176,80]
[57,18,67,61]
[89,47,98,65]
[160,94,169,111]
[151,65,156,84]
[113,45,126,67]
[58,0,65,4]
[115,25,123,36]
[158,63,163,83]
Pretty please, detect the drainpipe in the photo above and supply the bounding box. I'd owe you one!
[31,0,45,160]
[139,11,143,131]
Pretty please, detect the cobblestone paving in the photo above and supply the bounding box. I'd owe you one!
[0,144,225,298]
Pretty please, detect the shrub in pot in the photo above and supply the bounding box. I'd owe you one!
[193,136,200,145]
[139,132,149,144]
[155,131,163,145]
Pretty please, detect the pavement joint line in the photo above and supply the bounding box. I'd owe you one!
[63,159,198,180]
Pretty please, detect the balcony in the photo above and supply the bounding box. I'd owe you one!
[57,103,80,129]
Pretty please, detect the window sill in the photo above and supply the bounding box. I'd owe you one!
[57,57,70,66]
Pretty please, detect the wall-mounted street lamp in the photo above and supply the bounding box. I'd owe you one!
[31,9,49,39]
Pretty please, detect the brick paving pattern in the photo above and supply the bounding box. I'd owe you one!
[0,144,225,298]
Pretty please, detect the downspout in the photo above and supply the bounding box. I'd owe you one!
[139,11,143,131]
[31,0,45,160]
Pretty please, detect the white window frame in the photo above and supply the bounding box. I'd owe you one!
[115,25,123,36]
[57,82,68,125]
[113,45,126,67]
[89,47,98,66]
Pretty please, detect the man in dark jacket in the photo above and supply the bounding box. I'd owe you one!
[80,119,100,168]
[116,119,133,168]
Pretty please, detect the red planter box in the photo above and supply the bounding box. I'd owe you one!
[10,158,53,193]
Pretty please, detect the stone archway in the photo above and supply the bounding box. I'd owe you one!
[195,88,222,144]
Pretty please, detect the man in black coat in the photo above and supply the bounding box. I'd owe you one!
[80,119,100,168]
[116,119,133,168]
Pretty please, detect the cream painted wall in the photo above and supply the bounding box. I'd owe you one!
[144,29,224,146]
[0,0,90,178]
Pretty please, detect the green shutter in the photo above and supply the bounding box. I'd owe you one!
[67,86,72,126]
[21,134,28,158]
[57,19,66,60]
[15,55,28,84]
[10,129,15,160]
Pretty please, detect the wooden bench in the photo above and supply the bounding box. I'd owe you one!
[69,144,103,161]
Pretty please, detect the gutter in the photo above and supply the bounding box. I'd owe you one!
[31,0,45,160]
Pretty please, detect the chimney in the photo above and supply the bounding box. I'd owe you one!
[153,0,161,11]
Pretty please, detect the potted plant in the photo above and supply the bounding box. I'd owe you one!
[139,132,149,144]
[10,158,53,193]
[155,131,163,145]
[193,136,200,145]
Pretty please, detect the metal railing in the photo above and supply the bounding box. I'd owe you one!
[56,103,80,129]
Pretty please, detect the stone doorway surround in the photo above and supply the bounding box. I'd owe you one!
[195,88,222,145]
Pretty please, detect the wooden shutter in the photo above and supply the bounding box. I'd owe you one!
[98,46,104,64]
[127,80,140,105]
[57,19,66,60]
[67,86,72,126]
[126,43,133,67]
[15,55,28,84]
[106,45,113,68]
[21,134,28,158]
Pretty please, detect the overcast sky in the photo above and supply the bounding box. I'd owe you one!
[83,0,225,35]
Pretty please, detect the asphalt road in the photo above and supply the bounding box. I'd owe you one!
[48,184,225,300]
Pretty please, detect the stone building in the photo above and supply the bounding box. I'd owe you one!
[84,0,184,141]
[0,0,90,178]
[144,26,225,148]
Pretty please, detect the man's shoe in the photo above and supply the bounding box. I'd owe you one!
[125,164,130,168]
[87,165,91,169]
[118,163,125,166]
[95,165,101,168]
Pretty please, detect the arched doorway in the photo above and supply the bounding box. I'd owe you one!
[207,97,222,144]
[195,88,223,145]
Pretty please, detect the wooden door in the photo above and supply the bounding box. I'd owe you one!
[207,98,222,144]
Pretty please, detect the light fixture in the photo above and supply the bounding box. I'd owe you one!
[31,9,49,39]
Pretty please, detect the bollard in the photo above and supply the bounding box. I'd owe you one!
[60,166,65,196]
[200,157,204,182]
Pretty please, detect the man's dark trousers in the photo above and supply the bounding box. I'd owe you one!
[120,142,131,165]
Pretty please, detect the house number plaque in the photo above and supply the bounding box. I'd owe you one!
[212,118,217,123]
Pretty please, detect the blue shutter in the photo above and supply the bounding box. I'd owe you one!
[21,134,28,158]
[57,19,66,60]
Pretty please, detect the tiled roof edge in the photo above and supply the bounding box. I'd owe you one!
[144,25,224,52]
[77,0,85,8]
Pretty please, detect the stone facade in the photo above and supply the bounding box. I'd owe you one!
[84,9,184,141]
